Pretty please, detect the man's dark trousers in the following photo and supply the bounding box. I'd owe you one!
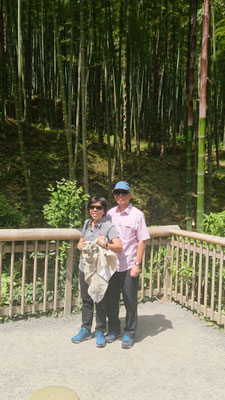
[106,270,139,338]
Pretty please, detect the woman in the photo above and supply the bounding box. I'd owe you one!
[71,196,122,348]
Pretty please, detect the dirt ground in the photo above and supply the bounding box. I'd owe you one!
[1,300,225,400]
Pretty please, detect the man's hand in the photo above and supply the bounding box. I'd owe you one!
[130,265,140,278]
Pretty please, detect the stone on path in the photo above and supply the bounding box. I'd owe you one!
[29,385,79,400]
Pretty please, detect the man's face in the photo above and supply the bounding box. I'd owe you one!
[113,190,132,208]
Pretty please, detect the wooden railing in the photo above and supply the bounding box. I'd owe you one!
[0,229,80,318]
[168,229,225,327]
[0,226,224,330]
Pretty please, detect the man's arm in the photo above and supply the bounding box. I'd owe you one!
[130,240,146,278]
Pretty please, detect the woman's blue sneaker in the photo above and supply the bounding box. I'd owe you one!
[105,331,121,343]
[121,335,134,349]
[71,327,92,343]
[95,331,106,348]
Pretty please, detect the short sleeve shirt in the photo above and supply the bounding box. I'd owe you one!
[106,203,150,272]
[79,217,119,271]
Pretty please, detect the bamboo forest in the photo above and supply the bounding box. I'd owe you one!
[0,0,225,232]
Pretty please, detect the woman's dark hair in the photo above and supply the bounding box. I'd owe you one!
[88,196,108,216]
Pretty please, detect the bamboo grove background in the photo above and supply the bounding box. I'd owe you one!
[0,0,225,229]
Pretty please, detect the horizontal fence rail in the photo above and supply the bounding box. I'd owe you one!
[0,226,224,330]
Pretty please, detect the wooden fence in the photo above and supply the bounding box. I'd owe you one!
[0,226,224,330]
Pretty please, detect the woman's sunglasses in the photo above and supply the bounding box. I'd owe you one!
[89,205,103,210]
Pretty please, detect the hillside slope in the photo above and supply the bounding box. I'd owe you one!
[1,120,225,229]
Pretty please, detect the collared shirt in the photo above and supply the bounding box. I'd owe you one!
[79,217,119,271]
[106,203,150,272]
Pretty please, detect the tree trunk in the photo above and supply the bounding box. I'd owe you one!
[74,45,81,171]
[197,0,210,231]
[80,0,89,217]
[53,11,75,181]
[25,0,32,127]
[0,0,5,129]
[18,0,23,119]
[125,6,131,152]
[68,7,74,160]
[103,6,112,205]
[211,2,219,168]
[107,0,123,180]
[186,0,197,230]
[104,61,112,206]
[7,0,34,223]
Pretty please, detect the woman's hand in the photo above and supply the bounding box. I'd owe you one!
[97,234,107,248]
[77,238,86,251]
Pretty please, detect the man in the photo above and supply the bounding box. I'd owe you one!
[105,181,150,349]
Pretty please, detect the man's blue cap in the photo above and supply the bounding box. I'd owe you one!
[112,181,131,193]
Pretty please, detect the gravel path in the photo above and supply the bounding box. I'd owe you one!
[1,300,225,400]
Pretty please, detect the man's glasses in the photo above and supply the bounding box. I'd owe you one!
[89,205,103,210]
[114,190,129,196]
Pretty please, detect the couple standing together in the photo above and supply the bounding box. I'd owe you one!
[71,181,150,349]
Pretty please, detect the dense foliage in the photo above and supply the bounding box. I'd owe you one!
[0,0,225,229]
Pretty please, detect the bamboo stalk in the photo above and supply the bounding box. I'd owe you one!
[196,0,210,230]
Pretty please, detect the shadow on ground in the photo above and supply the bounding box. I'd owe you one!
[119,313,173,343]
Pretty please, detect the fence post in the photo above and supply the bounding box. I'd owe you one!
[163,240,171,301]
[64,240,74,316]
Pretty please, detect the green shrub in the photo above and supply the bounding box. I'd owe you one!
[202,211,225,237]
[43,178,89,228]
[42,178,87,304]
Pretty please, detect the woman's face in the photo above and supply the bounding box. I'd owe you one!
[89,201,104,222]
